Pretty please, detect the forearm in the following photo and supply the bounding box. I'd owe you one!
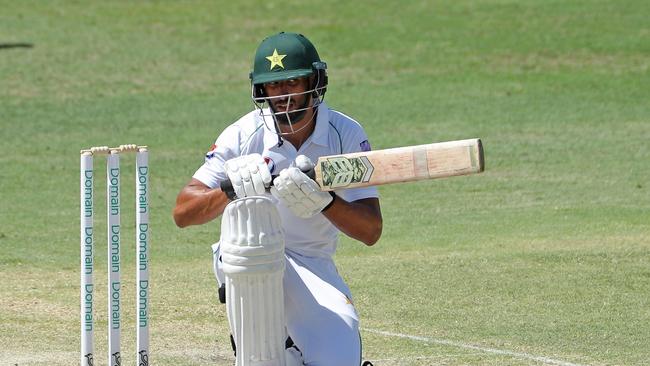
[323,197,382,246]
[173,181,230,228]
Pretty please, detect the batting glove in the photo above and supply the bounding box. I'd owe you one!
[224,154,272,199]
[271,157,334,219]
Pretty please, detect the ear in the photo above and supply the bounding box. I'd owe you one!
[253,84,266,99]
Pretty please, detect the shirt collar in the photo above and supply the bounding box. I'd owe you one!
[310,102,331,147]
[260,110,282,150]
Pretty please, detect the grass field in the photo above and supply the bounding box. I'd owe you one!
[1,1,649,365]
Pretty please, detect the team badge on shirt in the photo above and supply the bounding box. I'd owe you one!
[264,156,276,174]
[360,140,371,152]
[205,144,218,159]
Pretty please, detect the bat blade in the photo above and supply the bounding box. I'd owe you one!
[313,138,484,190]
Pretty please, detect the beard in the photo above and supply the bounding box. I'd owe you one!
[269,94,312,125]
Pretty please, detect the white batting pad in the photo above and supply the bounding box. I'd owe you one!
[221,196,287,366]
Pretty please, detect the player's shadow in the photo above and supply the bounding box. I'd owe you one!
[0,42,34,50]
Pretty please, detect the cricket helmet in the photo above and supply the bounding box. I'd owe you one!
[250,32,327,101]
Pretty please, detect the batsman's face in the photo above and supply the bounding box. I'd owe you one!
[263,77,311,115]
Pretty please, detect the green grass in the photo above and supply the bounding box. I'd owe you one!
[1,0,649,365]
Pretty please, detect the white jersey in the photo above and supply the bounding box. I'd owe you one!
[194,102,378,258]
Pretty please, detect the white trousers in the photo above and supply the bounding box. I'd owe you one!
[213,243,361,366]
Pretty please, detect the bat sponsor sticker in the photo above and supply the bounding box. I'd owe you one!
[320,156,374,188]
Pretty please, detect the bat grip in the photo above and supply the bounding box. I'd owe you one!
[219,167,315,200]
[303,167,316,180]
[219,179,238,201]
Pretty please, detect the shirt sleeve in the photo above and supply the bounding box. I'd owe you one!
[338,124,379,202]
[192,125,241,189]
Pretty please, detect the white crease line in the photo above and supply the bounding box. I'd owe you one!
[362,328,590,366]
[370,354,484,361]
[0,351,76,363]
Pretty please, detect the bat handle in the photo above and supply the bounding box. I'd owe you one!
[219,167,316,200]
[303,167,316,180]
[219,179,238,201]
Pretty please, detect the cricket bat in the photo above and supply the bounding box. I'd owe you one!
[220,138,484,199]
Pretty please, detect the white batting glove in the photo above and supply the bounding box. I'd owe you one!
[271,156,334,218]
[224,154,272,199]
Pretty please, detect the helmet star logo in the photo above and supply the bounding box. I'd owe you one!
[266,49,286,70]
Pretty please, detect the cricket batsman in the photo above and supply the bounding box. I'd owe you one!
[173,32,382,365]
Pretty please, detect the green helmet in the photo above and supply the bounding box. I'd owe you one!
[250,32,327,99]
